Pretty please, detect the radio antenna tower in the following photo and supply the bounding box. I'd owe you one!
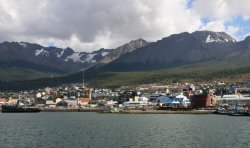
[82,68,85,88]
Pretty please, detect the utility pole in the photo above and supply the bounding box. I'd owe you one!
[82,68,85,88]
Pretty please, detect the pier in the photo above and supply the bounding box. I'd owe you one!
[41,108,105,112]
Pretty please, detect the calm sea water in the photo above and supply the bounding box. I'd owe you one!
[0,112,249,148]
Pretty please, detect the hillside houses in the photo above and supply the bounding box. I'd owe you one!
[0,81,250,112]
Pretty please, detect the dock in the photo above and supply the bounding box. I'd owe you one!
[100,109,216,114]
[41,108,105,112]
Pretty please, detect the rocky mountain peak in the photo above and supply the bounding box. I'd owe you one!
[240,36,250,48]
[99,38,149,64]
[64,47,74,52]
[243,36,250,42]
[128,38,148,47]
[192,31,236,43]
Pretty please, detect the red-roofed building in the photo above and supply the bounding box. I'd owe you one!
[78,98,91,107]
[0,98,7,106]
[7,98,18,105]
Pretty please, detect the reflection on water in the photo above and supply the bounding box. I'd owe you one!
[0,113,249,148]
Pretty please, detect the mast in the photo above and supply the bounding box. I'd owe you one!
[82,68,85,88]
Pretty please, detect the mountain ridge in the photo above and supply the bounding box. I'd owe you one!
[90,31,239,72]
[0,38,149,81]
[2,30,250,90]
[99,38,150,64]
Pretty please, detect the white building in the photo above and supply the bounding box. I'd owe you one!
[157,94,190,108]
[122,100,148,107]
[122,96,149,107]
[217,94,250,105]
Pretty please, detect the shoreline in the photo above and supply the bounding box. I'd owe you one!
[41,108,103,112]
[104,109,216,114]
[39,108,216,114]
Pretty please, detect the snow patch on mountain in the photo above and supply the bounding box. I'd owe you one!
[57,49,65,57]
[19,42,27,48]
[205,33,236,43]
[101,51,109,56]
[86,53,97,63]
[205,35,224,43]
[64,51,109,63]
[65,53,82,62]
[205,35,219,43]
[35,48,49,57]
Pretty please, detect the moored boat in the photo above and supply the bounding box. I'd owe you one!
[2,105,41,113]
[228,106,249,116]
[2,102,41,113]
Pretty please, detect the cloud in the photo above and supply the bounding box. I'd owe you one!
[192,0,250,41]
[199,20,240,40]
[192,0,250,20]
[0,0,249,52]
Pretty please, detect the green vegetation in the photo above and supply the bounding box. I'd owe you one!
[86,64,250,88]
[83,57,250,88]
[0,67,61,81]
[2,59,250,91]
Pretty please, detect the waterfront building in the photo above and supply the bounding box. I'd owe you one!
[150,93,165,102]
[0,98,7,106]
[78,98,91,108]
[116,91,137,104]
[192,94,217,108]
[162,94,191,108]
[122,100,148,107]
[156,93,191,108]
[56,98,62,104]
[122,96,149,108]
[56,100,68,107]
[217,94,250,105]
[7,98,18,105]
[103,100,118,107]
[64,99,78,108]
[156,95,170,106]
[45,99,57,108]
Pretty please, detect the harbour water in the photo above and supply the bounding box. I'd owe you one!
[0,112,249,148]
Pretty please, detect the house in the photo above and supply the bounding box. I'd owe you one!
[45,99,57,108]
[161,94,191,108]
[156,95,171,106]
[35,98,46,108]
[122,96,149,108]
[7,98,18,105]
[56,98,62,104]
[57,100,68,107]
[78,98,91,108]
[150,93,164,102]
[0,98,7,106]
[99,100,118,108]
[64,99,78,108]
[122,100,148,108]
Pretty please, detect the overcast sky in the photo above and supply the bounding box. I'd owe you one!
[0,0,250,52]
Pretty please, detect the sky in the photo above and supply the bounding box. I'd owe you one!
[0,0,250,52]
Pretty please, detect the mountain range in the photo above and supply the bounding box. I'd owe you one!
[83,30,250,87]
[90,31,244,72]
[0,38,148,81]
[1,30,250,90]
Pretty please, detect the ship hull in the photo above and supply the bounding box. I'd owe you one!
[1,105,41,113]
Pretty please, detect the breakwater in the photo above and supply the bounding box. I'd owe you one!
[40,108,216,114]
[41,108,105,112]
[99,109,216,114]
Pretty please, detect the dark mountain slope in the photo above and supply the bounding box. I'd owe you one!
[0,41,113,80]
[91,31,237,72]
